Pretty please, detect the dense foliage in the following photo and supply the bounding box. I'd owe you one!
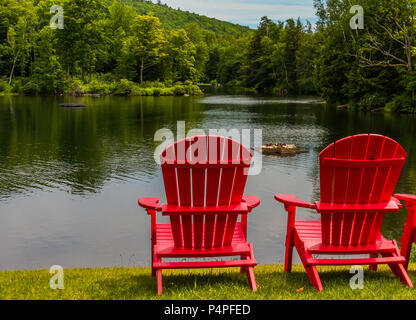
[0,0,240,95]
[313,0,416,113]
[1,0,416,112]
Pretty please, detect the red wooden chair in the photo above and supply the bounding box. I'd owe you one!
[139,135,259,294]
[396,194,416,270]
[275,134,413,291]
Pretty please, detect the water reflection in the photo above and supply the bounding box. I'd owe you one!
[0,94,415,269]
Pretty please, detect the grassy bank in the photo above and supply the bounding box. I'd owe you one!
[1,264,416,300]
[0,78,204,97]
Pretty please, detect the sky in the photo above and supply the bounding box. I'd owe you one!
[160,0,318,28]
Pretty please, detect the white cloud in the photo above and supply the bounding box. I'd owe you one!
[161,0,317,27]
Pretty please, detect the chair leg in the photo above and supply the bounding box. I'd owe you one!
[247,267,257,292]
[285,237,294,273]
[298,245,323,291]
[156,269,163,295]
[305,265,323,292]
[240,255,247,274]
[369,254,378,272]
[400,233,413,270]
[382,252,413,288]
[152,248,157,277]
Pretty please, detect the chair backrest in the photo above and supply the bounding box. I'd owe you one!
[319,134,407,246]
[160,135,252,249]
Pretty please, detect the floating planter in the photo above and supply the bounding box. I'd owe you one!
[255,143,308,156]
[59,103,86,108]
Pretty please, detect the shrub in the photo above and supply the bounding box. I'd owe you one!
[10,79,24,93]
[82,80,111,94]
[66,79,83,95]
[153,88,161,96]
[161,87,174,96]
[0,80,11,93]
[113,79,134,95]
[173,85,186,96]
[356,94,388,111]
[385,94,414,113]
[22,81,40,95]
[184,84,203,95]
[130,86,147,96]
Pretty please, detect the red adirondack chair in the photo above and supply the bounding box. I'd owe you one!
[139,135,259,294]
[275,134,413,291]
[396,194,416,270]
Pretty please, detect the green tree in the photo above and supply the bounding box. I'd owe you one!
[55,0,108,78]
[163,29,197,82]
[120,14,166,83]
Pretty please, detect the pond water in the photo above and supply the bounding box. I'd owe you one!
[0,93,415,270]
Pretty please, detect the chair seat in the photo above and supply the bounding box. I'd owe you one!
[155,222,252,258]
[295,221,398,254]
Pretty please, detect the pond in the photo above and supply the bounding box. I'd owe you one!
[0,93,415,270]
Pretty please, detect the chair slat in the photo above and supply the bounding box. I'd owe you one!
[231,166,249,204]
[170,215,183,247]
[350,212,366,245]
[214,215,228,247]
[223,214,238,246]
[191,137,207,248]
[382,139,406,202]
[331,214,342,245]
[332,137,351,246]
[358,135,384,204]
[319,143,335,244]
[341,214,354,246]
[321,213,331,244]
[161,166,179,205]
[360,212,376,245]
[368,212,386,243]
[320,144,334,203]
[204,215,216,248]
[194,215,204,249]
[182,216,193,248]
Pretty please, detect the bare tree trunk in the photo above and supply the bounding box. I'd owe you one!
[140,57,144,84]
[8,54,19,85]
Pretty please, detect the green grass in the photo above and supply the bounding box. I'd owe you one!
[1,264,416,300]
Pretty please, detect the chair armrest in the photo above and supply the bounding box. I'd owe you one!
[274,194,316,209]
[138,197,162,212]
[242,195,260,212]
[394,194,416,205]
[391,197,403,209]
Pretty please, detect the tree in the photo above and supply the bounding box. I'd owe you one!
[163,29,197,82]
[121,14,166,83]
[55,0,108,78]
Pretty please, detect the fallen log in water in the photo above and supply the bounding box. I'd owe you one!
[254,143,308,156]
[59,103,86,108]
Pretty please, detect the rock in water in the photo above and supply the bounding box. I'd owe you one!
[254,143,308,156]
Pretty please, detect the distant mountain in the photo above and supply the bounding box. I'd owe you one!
[119,0,252,34]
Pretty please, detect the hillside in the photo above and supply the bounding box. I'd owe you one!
[119,0,252,34]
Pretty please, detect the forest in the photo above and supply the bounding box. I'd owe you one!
[1,0,416,113]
